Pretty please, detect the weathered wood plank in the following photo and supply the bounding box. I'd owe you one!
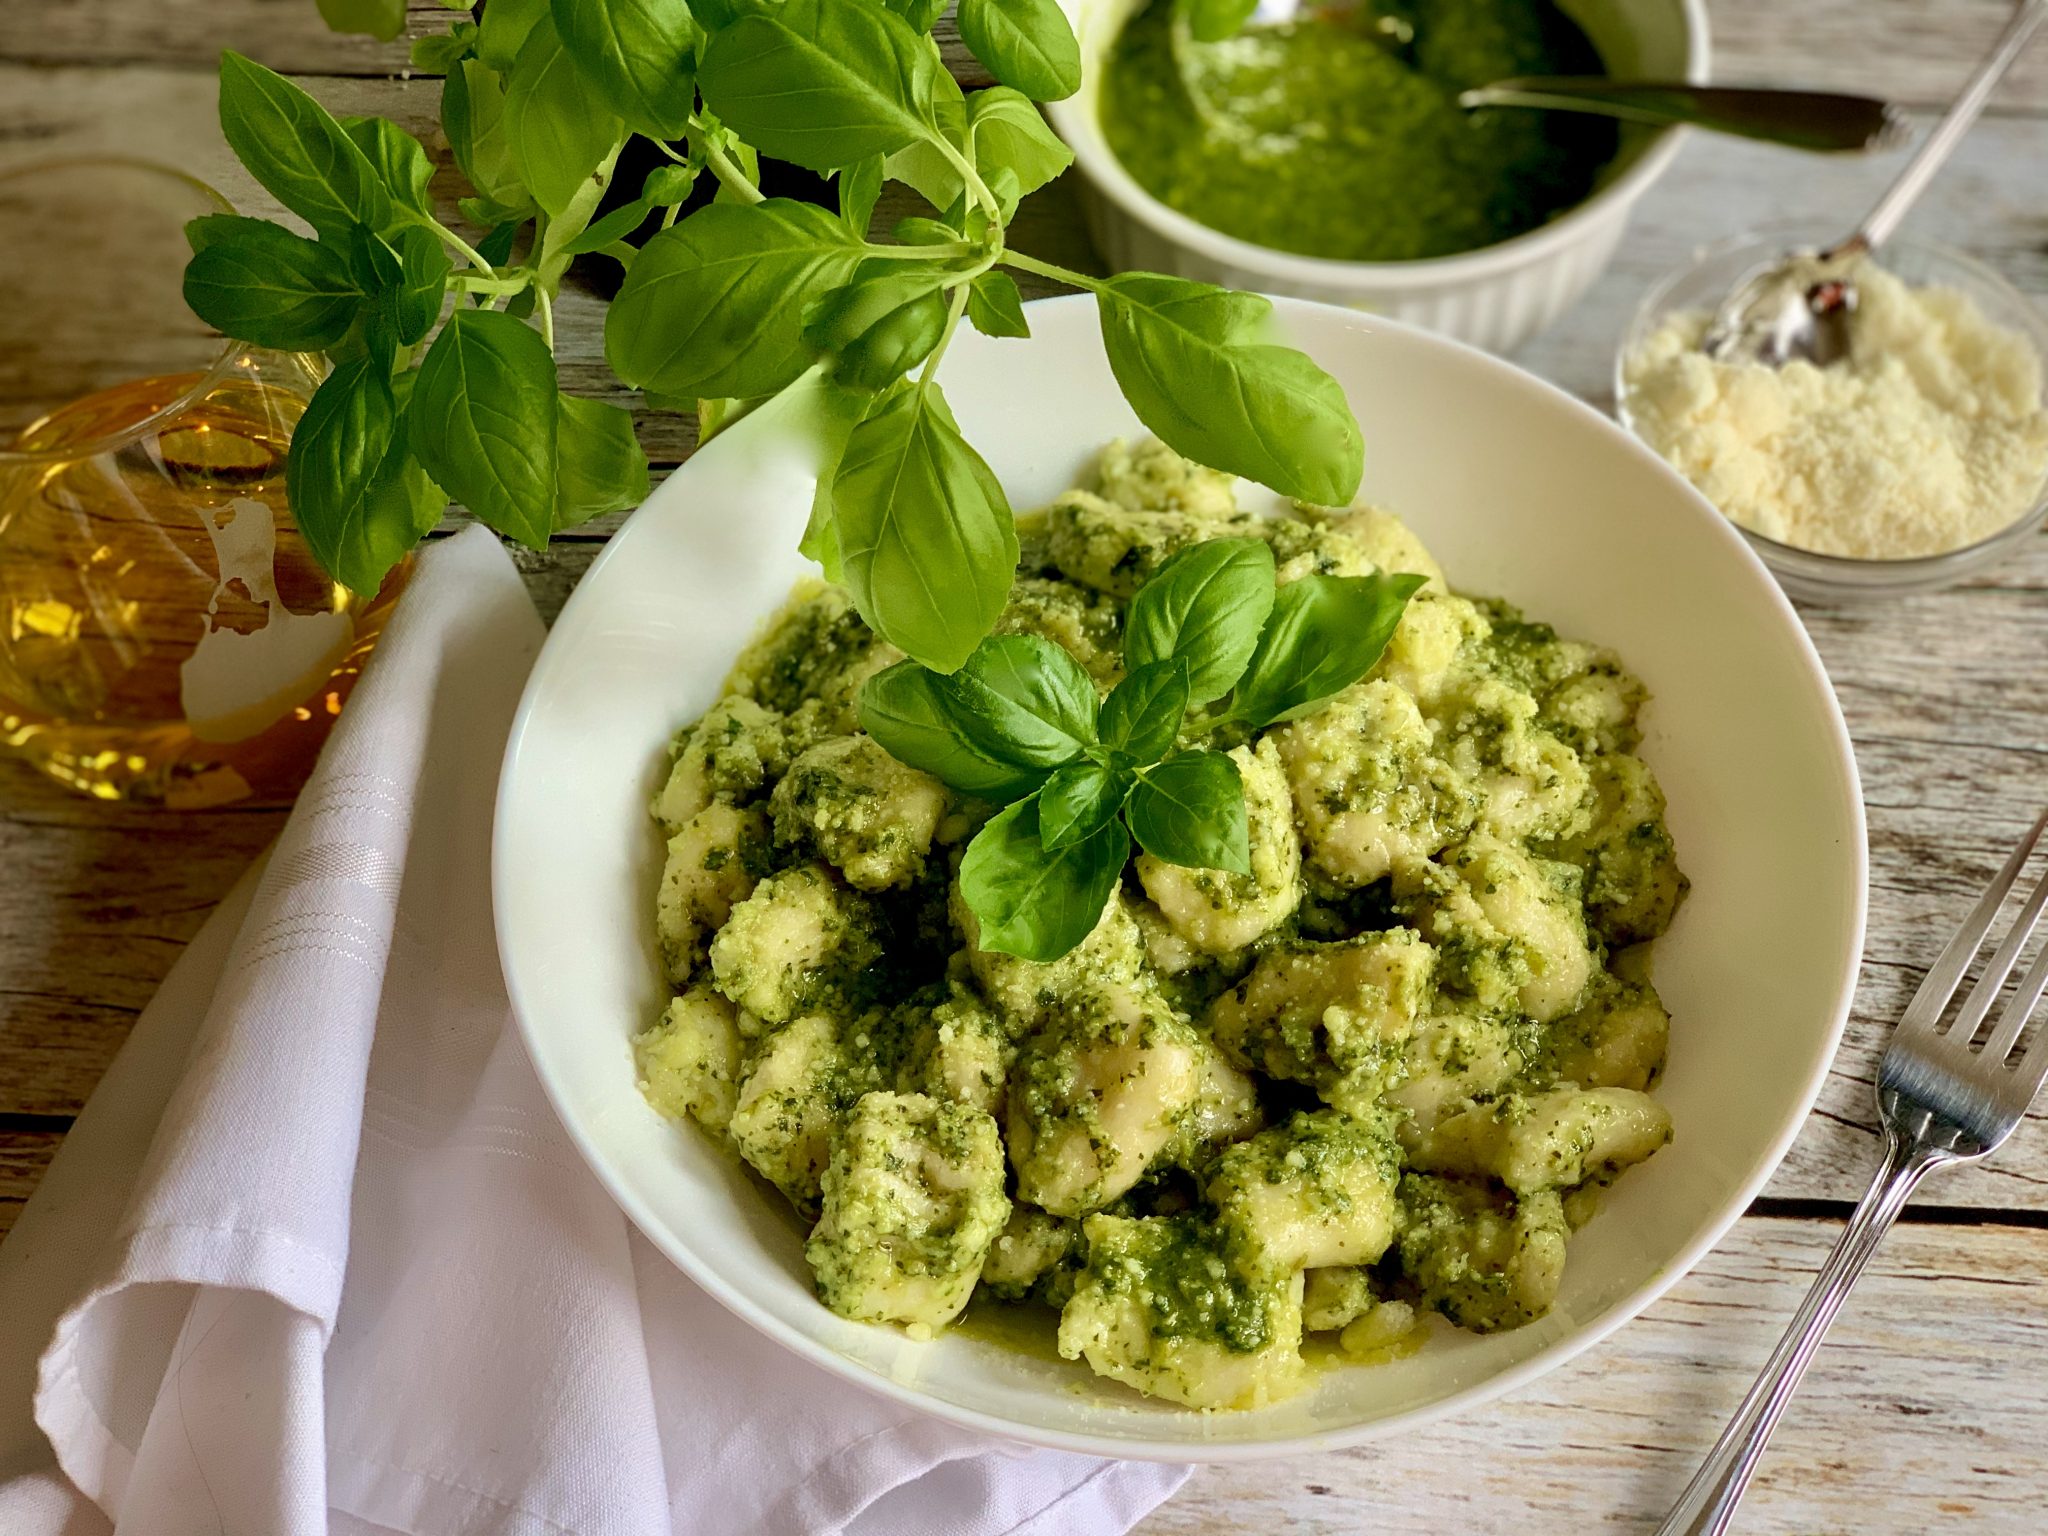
[0,1131,65,1242]
[1137,1215,2048,1533]
[0,0,996,89]
[1711,0,2048,111]
[0,763,286,1115]
[9,0,2048,116]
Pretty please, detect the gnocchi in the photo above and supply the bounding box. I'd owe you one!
[637,440,1686,1409]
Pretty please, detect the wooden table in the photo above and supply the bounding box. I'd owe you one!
[5,2,2047,1529]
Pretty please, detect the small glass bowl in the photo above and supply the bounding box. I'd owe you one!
[1614,227,2048,602]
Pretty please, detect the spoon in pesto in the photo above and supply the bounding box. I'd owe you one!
[1233,0,1903,151]
[1457,79,1907,154]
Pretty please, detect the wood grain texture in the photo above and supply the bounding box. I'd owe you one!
[0,765,286,1118]
[1137,1215,2048,1534]
[9,0,2048,113]
[0,1131,66,1240]
[2,5,2047,1528]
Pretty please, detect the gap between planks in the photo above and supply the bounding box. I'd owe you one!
[11,0,2048,117]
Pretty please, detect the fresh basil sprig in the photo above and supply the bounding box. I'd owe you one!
[862,535,1426,959]
[192,0,1367,680]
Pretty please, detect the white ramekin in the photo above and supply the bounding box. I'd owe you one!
[1047,0,1710,354]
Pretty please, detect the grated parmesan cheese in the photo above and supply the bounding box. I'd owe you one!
[1623,262,2048,559]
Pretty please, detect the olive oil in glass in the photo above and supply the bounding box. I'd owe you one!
[0,157,411,808]
[0,358,409,806]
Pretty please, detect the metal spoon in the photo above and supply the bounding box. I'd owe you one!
[1459,80,1908,154]
[1239,3,1904,154]
[1702,0,2048,368]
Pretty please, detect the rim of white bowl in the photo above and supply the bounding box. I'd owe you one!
[493,293,1867,1462]
[1042,0,1711,291]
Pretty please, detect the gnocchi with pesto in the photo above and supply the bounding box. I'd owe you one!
[635,440,1686,1410]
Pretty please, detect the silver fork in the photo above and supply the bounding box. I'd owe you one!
[1657,809,2048,1536]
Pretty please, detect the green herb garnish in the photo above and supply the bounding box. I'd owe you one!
[862,535,1425,959]
[184,0,1367,676]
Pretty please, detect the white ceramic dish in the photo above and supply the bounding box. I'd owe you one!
[1045,0,1708,354]
[494,296,1866,1461]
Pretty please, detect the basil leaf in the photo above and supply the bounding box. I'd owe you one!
[946,633,1098,768]
[964,270,1029,339]
[959,797,1129,961]
[1127,750,1250,874]
[698,0,943,173]
[555,393,649,528]
[643,163,698,204]
[410,308,560,548]
[552,0,700,140]
[478,219,524,267]
[217,51,390,238]
[351,449,449,595]
[802,262,959,353]
[956,0,1081,102]
[1096,274,1363,506]
[287,359,406,594]
[880,0,948,30]
[340,224,405,358]
[1124,535,1275,705]
[350,229,454,360]
[1231,571,1428,727]
[444,59,534,213]
[893,218,958,245]
[412,23,477,73]
[832,290,948,391]
[607,199,866,400]
[181,218,362,350]
[1185,0,1258,42]
[342,116,434,223]
[505,16,626,216]
[967,88,1073,197]
[317,0,407,41]
[562,205,653,260]
[885,90,965,210]
[1037,760,1124,851]
[388,227,451,344]
[1099,658,1188,763]
[831,381,1018,673]
[559,165,694,256]
[802,262,958,387]
[789,368,875,582]
[183,214,244,254]
[478,0,550,68]
[839,153,884,238]
[859,662,1044,800]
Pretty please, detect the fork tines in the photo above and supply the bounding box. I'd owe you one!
[1894,810,2048,1060]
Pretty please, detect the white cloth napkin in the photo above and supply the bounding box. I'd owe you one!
[0,526,1188,1536]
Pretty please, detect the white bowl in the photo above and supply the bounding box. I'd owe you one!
[494,297,1866,1460]
[1045,0,1709,354]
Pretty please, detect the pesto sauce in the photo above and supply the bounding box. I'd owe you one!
[1099,0,1620,263]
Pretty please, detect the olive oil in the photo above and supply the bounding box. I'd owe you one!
[0,367,408,807]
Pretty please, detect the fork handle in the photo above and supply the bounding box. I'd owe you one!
[1653,1128,1947,1536]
